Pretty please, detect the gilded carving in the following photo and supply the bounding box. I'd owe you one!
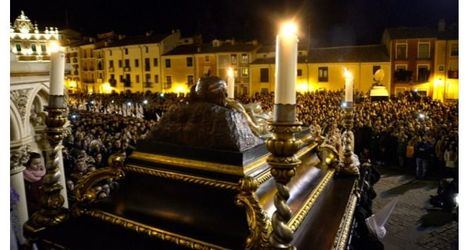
[11,89,30,120]
[10,144,30,172]
[82,210,225,250]
[236,177,272,249]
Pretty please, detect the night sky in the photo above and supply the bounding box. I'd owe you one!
[11,0,458,47]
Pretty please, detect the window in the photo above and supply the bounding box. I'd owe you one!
[109,60,114,68]
[450,43,458,56]
[153,58,158,67]
[241,54,248,63]
[134,59,139,67]
[110,74,116,87]
[417,65,430,82]
[120,75,123,82]
[394,64,411,82]
[396,43,407,60]
[125,59,130,67]
[125,74,131,87]
[145,46,149,53]
[165,59,171,68]
[186,57,193,67]
[231,54,237,64]
[260,68,269,82]
[31,44,37,53]
[118,60,122,68]
[205,56,210,62]
[145,73,151,82]
[418,42,430,59]
[242,68,249,77]
[318,67,328,82]
[439,65,445,72]
[16,44,21,52]
[448,70,458,79]
[124,48,128,55]
[165,76,172,89]
[187,75,194,85]
[109,50,112,56]
[41,44,46,52]
[297,69,303,77]
[155,75,159,83]
[145,58,150,71]
[136,75,140,83]
[373,65,381,74]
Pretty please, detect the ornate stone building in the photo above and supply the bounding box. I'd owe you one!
[10,11,68,246]
[10,11,60,62]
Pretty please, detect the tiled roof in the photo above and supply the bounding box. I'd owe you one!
[104,34,168,48]
[162,44,200,56]
[163,43,259,56]
[385,27,436,39]
[250,44,389,64]
[308,45,389,62]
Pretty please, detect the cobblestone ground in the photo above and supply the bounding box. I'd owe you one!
[372,167,458,250]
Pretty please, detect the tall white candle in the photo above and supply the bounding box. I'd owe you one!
[50,44,65,95]
[344,68,354,102]
[274,22,298,105]
[227,67,235,99]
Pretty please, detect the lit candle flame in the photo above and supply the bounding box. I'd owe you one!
[49,41,62,53]
[227,67,234,78]
[344,68,353,80]
[280,21,298,37]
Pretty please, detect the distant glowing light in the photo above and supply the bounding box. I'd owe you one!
[111,100,114,103]
[279,21,298,37]
[418,113,425,119]
[296,82,309,93]
[143,99,148,105]
[49,41,62,53]
[174,84,189,94]
[344,68,353,80]
[227,67,234,78]
[127,102,132,106]
[90,100,95,104]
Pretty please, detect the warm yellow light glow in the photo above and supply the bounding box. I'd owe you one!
[174,84,189,94]
[343,68,353,80]
[296,82,309,93]
[279,21,298,37]
[227,67,234,78]
[100,82,113,94]
[66,80,77,89]
[49,41,62,53]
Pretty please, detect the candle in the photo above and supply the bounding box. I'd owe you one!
[49,43,65,96]
[227,67,235,98]
[344,68,353,102]
[274,21,298,122]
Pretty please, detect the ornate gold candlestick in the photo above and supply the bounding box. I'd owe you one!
[24,95,69,235]
[341,102,359,176]
[266,121,302,249]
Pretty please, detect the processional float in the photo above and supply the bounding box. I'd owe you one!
[24,22,374,250]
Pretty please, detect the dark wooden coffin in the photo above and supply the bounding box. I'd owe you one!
[31,132,359,250]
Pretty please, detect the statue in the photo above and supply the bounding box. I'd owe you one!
[148,75,270,151]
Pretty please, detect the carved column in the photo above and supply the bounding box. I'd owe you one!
[24,95,69,237]
[340,103,359,175]
[10,144,30,245]
[266,122,302,249]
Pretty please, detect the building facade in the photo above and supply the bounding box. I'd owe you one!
[10,11,60,62]
[250,45,391,95]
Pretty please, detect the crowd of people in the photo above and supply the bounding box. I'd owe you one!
[241,91,458,180]
[62,109,157,196]
[64,90,458,182]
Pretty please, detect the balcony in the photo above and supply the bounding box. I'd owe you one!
[144,82,153,88]
[124,67,131,72]
[448,70,458,79]
[394,69,413,82]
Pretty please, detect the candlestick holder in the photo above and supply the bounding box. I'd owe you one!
[340,102,359,176]
[24,95,69,236]
[266,121,303,249]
